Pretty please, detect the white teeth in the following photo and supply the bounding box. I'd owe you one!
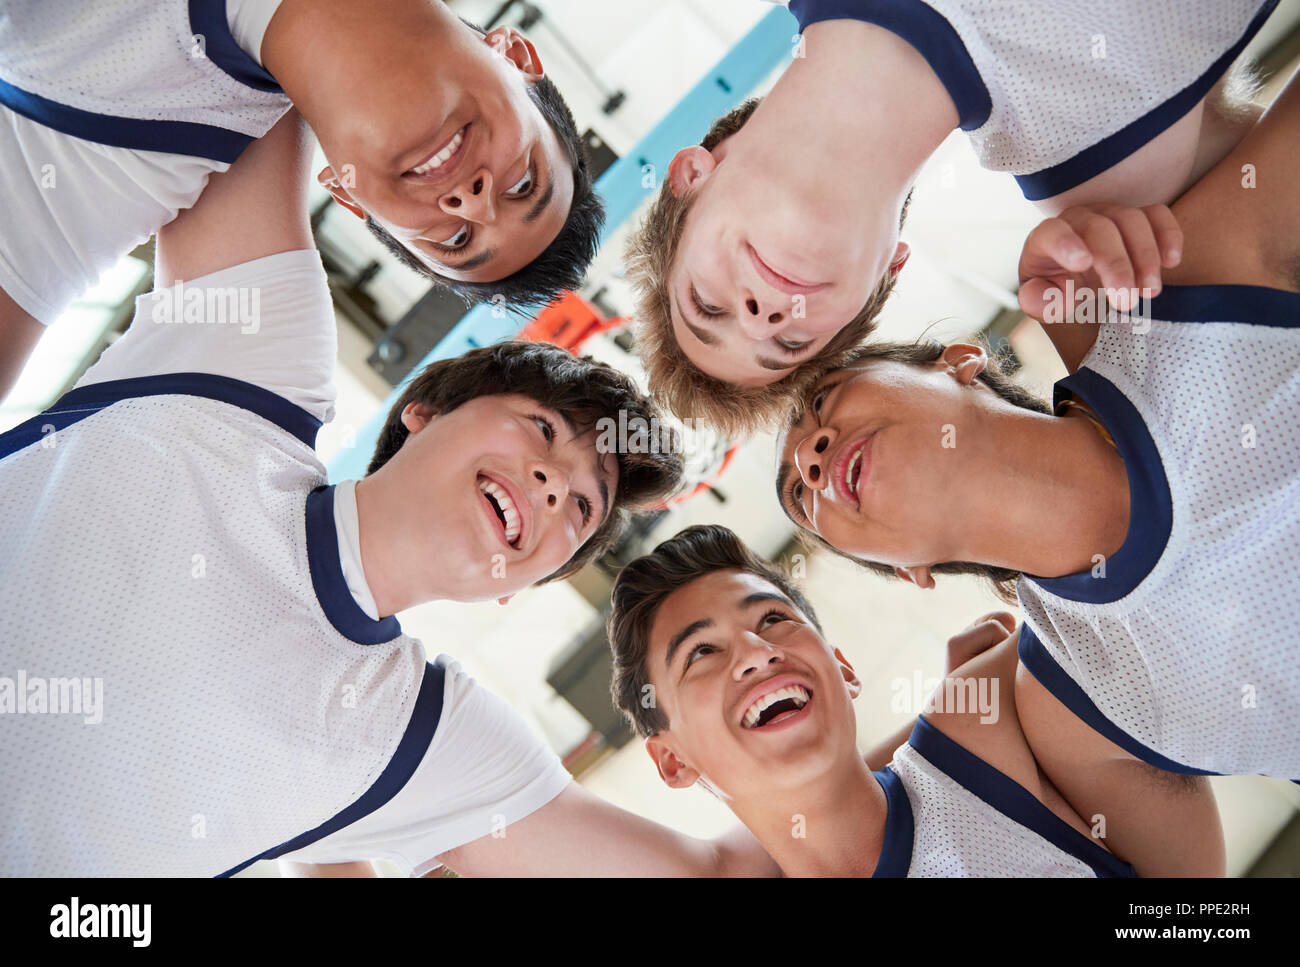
[742,685,810,728]
[847,446,864,490]
[478,478,521,544]
[410,130,464,174]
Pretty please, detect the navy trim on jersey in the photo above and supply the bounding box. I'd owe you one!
[188,0,285,93]
[1015,0,1278,200]
[217,660,447,878]
[304,485,404,645]
[788,0,990,130]
[1017,624,1220,777]
[0,77,255,164]
[1021,367,1172,604]
[0,373,321,465]
[872,766,915,877]
[908,715,1136,877]
[1149,283,1300,328]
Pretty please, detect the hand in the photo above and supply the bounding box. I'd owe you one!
[944,611,1017,675]
[1017,204,1183,321]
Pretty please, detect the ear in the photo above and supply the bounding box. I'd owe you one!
[666,145,718,200]
[496,594,515,606]
[400,401,438,434]
[893,565,936,590]
[832,647,862,700]
[317,166,366,220]
[645,734,700,790]
[483,25,544,81]
[940,342,988,386]
[887,241,911,278]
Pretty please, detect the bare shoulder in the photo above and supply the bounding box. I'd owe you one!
[919,632,1043,794]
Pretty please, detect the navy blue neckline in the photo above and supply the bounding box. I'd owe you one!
[788,0,990,130]
[189,0,285,93]
[304,485,403,645]
[1022,367,1173,604]
[1148,283,1300,327]
[872,765,914,877]
[908,716,1136,877]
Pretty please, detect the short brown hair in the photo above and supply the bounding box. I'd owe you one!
[624,98,905,437]
[367,341,684,583]
[778,338,1052,603]
[608,524,823,738]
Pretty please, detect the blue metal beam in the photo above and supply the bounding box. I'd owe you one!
[329,4,797,480]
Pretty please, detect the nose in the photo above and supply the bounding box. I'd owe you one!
[732,632,785,680]
[793,427,835,494]
[529,463,570,513]
[440,167,496,222]
[735,289,792,341]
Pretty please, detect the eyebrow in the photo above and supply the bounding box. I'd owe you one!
[522,174,555,225]
[665,617,713,670]
[438,246,498,273]
[664,590,798,669]
[675,297,721,347]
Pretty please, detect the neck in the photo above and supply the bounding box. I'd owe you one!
[736,20,957,230]
[944,405,1131,577]
[352,474,436,618]
[729,756,887,877]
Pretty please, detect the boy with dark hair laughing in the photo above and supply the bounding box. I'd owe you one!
[609,524,1224,877]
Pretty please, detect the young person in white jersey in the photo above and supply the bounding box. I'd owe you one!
[0,110,792,878]
[0,0,604,401]
[775,66,1300,818]
[607,525,1224,877]
[625,0,1278,431]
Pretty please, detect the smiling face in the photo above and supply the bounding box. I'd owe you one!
[316,25,575,284]
[643,570,862,803]
[384,393,617,601]
[664,143,909,387]
[774,346,989,569]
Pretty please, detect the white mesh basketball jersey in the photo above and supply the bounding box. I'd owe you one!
[1016,284,1300,780]
[874,717,1132,877]
[0,378,445,876]
[0,248,574,875]
[0,0,290,323]
[787,0,1277,199]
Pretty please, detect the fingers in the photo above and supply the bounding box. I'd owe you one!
[1018,217,1092,284]
[1054,204,1183,310]
[945,611,1018,671]
[1141,203,1183,268]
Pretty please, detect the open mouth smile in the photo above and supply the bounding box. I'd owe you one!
[740,679,814,730]
[477,472,529,549]
[832,434,873,509]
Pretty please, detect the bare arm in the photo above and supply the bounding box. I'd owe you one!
[436,781,779,878]
[277,859,378,877]
[1165,64,1300,292]
[154,108,315,287]
[1014,663,1225,877]
[0,289,43,403]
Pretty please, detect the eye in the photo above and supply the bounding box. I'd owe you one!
[531,414,555,444]
[685,642,716,669]
[775,337,812,357]
[506,167,536,198]
[690,286,724,317]
[574,494,591,526]
[759,608,791,629]
[433,224,471,252]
